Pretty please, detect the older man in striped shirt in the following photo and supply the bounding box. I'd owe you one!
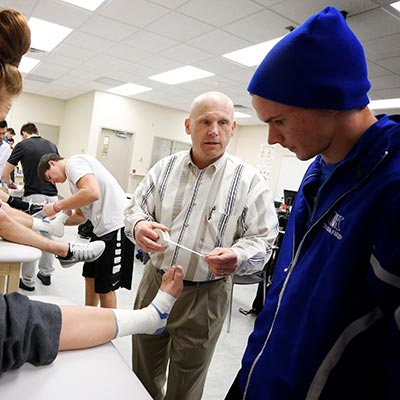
[124,91,278,400]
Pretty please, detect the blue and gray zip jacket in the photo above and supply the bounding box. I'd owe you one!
[239,114,400,400]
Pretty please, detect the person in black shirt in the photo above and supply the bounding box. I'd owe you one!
[2,123,60,290]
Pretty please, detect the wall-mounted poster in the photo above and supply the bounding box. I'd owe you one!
[101,135,110,158]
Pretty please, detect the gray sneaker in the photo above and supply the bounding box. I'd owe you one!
[58,241,106,268]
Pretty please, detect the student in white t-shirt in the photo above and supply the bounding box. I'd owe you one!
[0,121,11,182]
[38,153,135,309]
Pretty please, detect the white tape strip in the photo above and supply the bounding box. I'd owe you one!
[154,229,204,258]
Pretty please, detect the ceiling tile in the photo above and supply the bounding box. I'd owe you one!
[150,0,188,8]
[31,0,91,28]
[24,73,53,84]
[87,54,133,70]
[145,12,213,41]
[104,44,151,63]
[370,74,400,90]
[364,33,400,61]
[52,43,97,61]
[270,0,377,24]
[160,44,214,64]
[367,60,393,78]
[5,0,400,121]
[177,0,264,26]
[371,87,400,98]
[98,0,170,27]
[223,9,294,43]
[123,30,178,53]
[177,75,237,92]
[195,58,245,75]
[251,0,285,6]
[22,79,47,92]
[136,54,182,73]
[64,31,114,52]
[0,0,37,16]
[79,14,138,42]
[75,61,116,76]
[106,64,159,81]
[31,62,70,79]
[375,56,400,74]
[224,68,257,84]
[370,0,395,5]
[349,7,400,41]
[43,53,83,69]
[64,68,102,82]
[188,29,252,55]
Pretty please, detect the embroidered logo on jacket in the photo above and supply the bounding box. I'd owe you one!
[323,211,344,240]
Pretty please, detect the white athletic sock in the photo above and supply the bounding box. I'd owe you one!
[32,212,69,238]
[32,218,52,235]
[49,212,69,237]
[112,290,177,337]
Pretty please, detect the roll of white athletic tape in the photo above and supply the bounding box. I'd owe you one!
[154,228,169,245]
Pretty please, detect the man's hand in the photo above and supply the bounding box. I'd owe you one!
[42,202,58,217]
[205,248,237,277]
[134,220,169,253]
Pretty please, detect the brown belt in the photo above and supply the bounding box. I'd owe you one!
[183,278,226,286]
[156,269,225,286]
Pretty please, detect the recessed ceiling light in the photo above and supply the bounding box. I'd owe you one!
[107,83,152,96]
[29,17,72,52]
[390,1,400,12]
[369,98,400,110]
[222,37,285,67]
[60,0,106,11]
[234,111,251,119]
[149,66,214,85]
[18,56,40,73]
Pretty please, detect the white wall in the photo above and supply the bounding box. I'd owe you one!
[59,91,95,157]
[8,90,312,201]
[233,124,312,200]
[52,91,96,198]
[90,91,189,175]
[233,124,279,196]
[7,92,65,145]
[6,93,68,197]
[232,125,267,165]
[90,91,190,193]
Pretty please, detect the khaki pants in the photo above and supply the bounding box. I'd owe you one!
[132,262,231,400]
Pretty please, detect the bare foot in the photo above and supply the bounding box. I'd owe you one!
[161,265,184,299]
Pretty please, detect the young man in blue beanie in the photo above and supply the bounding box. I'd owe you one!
[226,6,400,400]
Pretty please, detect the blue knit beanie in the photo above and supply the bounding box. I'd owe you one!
[248,6,371,110]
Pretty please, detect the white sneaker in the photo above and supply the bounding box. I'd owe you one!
[58,241,106,268]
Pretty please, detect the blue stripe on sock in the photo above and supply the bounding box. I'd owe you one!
[151,303,169,319]
[154,327,166,334]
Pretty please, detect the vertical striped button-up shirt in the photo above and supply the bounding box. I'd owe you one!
[124,151,278,282]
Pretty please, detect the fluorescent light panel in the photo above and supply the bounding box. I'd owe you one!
[29,17,72,52]
[19,56,40,73]
[391,1,400,12]
[234,111,251,119]
[149,66,214,85]
[60,0,106,11]
[222,36,284,67]
[369,98,400,110]
[107,83,152,96]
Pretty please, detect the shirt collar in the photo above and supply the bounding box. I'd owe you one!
[186,149,228,175]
